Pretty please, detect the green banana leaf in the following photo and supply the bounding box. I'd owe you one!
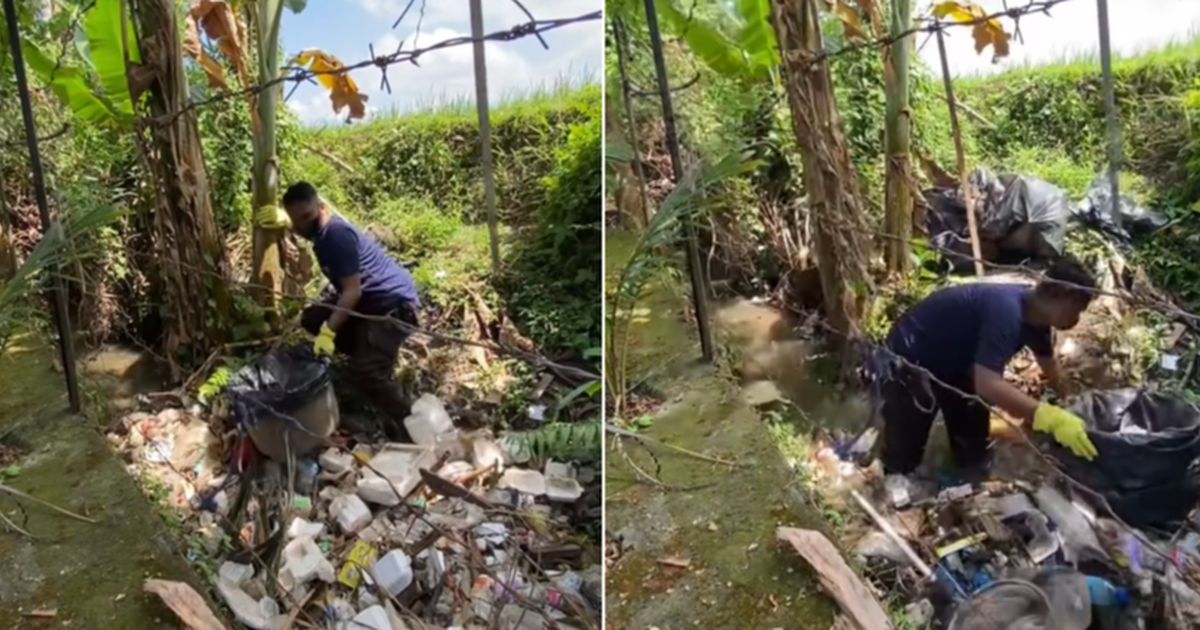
[22,40,124,125]
[654,0,751,79]
[83,0,140,117]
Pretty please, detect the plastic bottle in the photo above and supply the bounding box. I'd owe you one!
[373,550,414,597]
[404,394,454,446]
[1087,576,1131,608]
[294,458,319,494]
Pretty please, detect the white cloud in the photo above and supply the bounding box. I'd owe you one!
[919,0,1200,77]
[375,32,402,55]
[287,92,342,126]
[292,0,601,122]
[354,0,402,18]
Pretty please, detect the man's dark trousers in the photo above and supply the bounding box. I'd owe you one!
[301,297,417,439]
[880,362,991,474]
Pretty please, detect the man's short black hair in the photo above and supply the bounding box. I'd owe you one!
[1036,255,1096,303]
[282,181,320,207]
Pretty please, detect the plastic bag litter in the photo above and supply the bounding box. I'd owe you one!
[1049,388,1200,528]
[923,168,1071,266]
[227,346,338,460]
[228,347,332,425]
[1073,176,1170,243]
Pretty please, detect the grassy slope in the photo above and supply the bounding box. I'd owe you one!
[285,85,602,356]
[952,35,1200,205]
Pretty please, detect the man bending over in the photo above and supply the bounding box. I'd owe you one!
[260,182,420,440]
[880,258,1100,480]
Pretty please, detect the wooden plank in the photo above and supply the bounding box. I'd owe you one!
[777,527,891,630]
[144,580,224,630]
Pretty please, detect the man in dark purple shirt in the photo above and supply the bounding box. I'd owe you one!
[880,258,1100,477]
[274,182,420,439]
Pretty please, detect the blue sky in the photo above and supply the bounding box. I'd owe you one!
[280,0,602,125]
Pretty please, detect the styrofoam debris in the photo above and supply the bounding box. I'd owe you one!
[404,394,455,446]
[280,536,336,590]
[471,438,505,470]
[438,460,474,483]
[499,468,546,495]
[545,475,584,503]
[475,522,509,547]
[544,460,573,479]
[347,605,391,630]
[319,448,355,475]
[331,494,372,533]
[216,579,275,629]
[287,517,325,540]
[218,561,254,587]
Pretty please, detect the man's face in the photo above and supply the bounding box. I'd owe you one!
[285,199,323,240]
[1046,296,1090,330]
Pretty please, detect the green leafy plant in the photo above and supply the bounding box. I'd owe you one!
[502,420,602,465]
[607,151,752,416]
[15,0,139,126]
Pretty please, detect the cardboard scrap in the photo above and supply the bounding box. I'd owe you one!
[144,579,224,630]
[776,527,891,630]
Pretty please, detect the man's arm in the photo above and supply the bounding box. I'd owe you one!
[1036,355,1068,394]
[973,364,1038,422]
[327,273,362,331]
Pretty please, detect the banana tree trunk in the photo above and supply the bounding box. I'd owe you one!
[768,0,871,345]
[882,0,913,274]
[128,0,230,379]
[251,0,284,308]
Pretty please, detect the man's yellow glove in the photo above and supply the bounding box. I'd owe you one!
[313,323,336,357]
[255,205,291,230]
[1033,404,1098,461]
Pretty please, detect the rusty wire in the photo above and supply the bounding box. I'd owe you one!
[157,10,601,128]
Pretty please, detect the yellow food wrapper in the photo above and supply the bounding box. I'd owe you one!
[338,541,379,589]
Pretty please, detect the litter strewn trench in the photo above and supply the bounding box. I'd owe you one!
[735,172,1200,629]
[104,345,602,629]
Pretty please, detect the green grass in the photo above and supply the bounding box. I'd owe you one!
[956,31,1200,85]
[306,80,600,138]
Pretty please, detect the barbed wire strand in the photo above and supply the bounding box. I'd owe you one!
[809,318,1198,590]
[809,0,1075,69]
[818,213,1200,326]
[158,11,600,128]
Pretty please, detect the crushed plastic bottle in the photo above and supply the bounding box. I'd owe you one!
[1087,576,1131,608]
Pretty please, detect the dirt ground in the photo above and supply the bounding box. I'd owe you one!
[0,336,208,629]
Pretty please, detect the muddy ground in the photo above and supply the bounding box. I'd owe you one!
[0,337,206,628]
[605,232,876,628]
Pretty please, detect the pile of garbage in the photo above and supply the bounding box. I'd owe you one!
[108,348,601,629]
[805,388,1200,629]
[924,169,1169,270]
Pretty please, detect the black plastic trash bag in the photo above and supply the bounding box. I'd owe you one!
[1073,176,1170,243]
[1050,388,1200,529]
[227,346,331,427]
[227,346,339,460]
[923,168,1071,266]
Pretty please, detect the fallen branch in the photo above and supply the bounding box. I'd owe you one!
[614,437,716,492]
[300,140,356,174]
[0,509,34,538]
[0,482,98,523]
[606,425,739,467]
